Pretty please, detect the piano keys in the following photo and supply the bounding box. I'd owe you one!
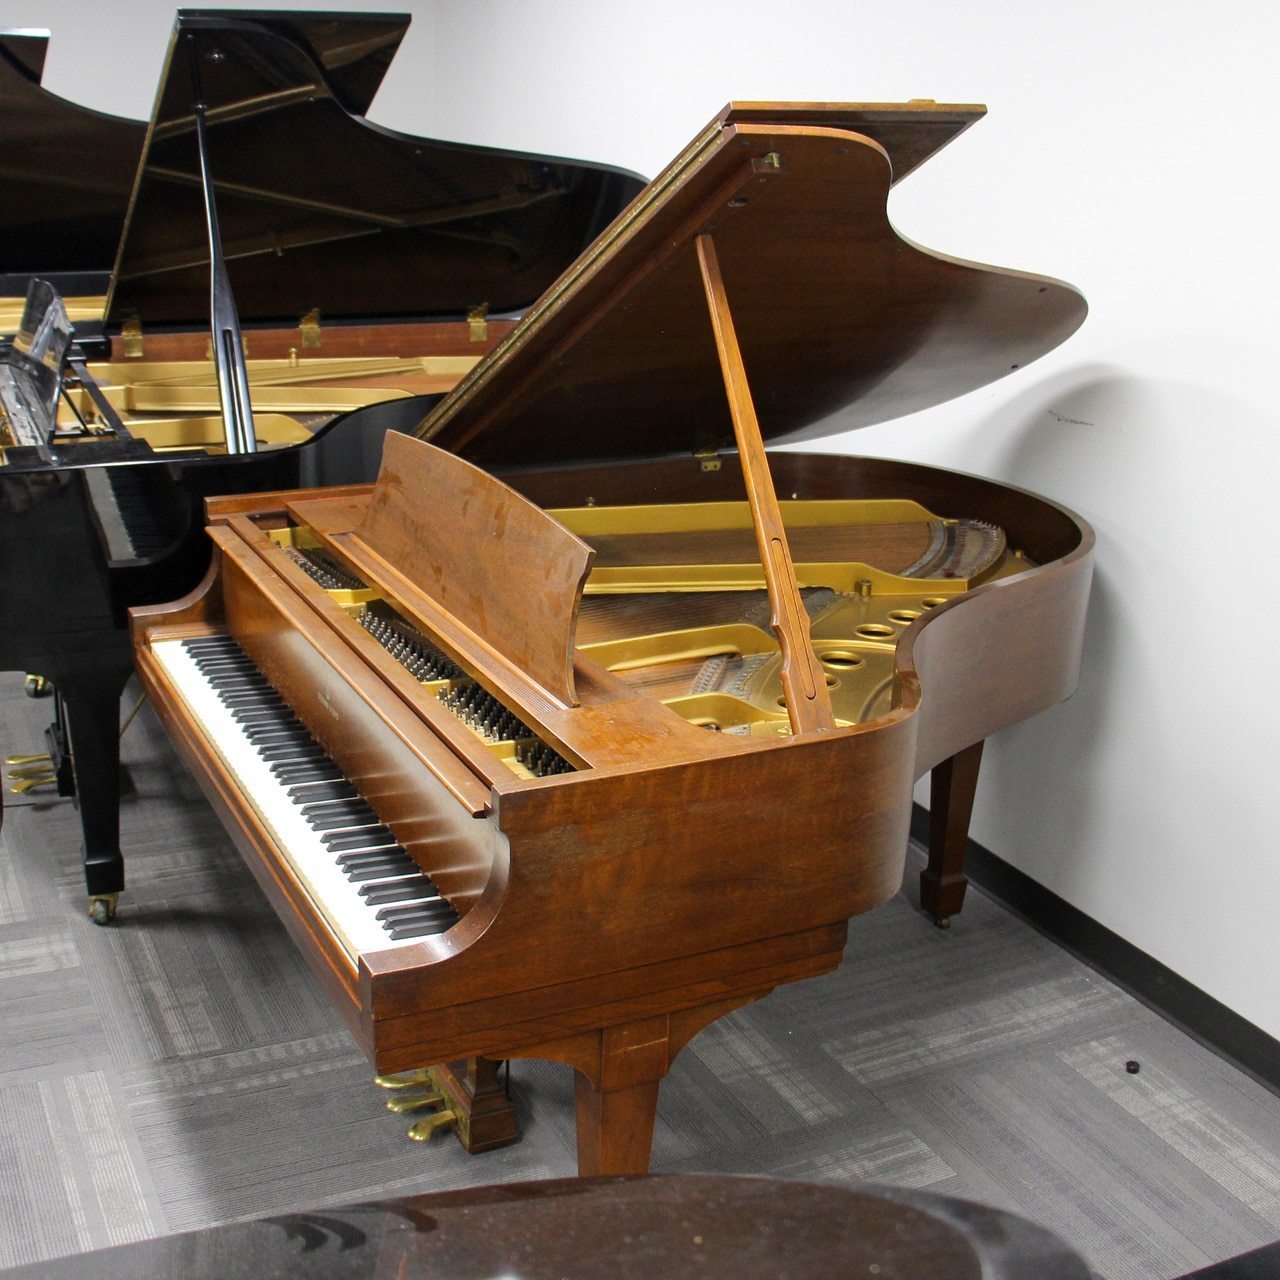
[0,9,643,919]
[133,99,1093,1174]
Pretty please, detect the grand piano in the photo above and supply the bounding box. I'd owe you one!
[0,10,643,921]
[132,101,1093,1174]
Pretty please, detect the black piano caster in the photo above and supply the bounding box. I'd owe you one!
[24,674,52,698]
[87,894,118,925]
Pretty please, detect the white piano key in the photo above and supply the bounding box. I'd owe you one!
[151,636,455,959]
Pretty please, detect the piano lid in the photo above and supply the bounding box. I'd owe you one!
[0,13,409,288]
[419,102,1087,468]
[105,10,646,331]
[0,31,144,280]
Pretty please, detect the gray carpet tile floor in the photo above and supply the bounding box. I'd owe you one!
[1,672,1278,1277]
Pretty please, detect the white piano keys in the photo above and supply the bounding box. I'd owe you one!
[150,635,458,959]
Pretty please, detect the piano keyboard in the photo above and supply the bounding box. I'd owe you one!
[151,633,459,959]
[275,536,575,777]
[84,466,176,563]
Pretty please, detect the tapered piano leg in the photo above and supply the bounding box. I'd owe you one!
[920,739,985,928]
[58,667,133,918]
[575,1073,662,1175]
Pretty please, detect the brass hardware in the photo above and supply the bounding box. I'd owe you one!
[299,308,321,349]
[375,1068,435,1091]
[752,151,783,174]
[855,578,873,598]
[467,305,489,343]
[386,1090,445,1115]
[121,315,144,358]
[4,752,50,766]
[408,1109,458,1142]
[374,1066,472,1147]
[23,674,51,698]
[9,772,56,793]
[7,763,56,779]
[695,448,721,473]
[87,894,118,926]
[288,347,298,367]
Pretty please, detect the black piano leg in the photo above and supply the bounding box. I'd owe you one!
[58,669,132,923]
[920,739,984,928]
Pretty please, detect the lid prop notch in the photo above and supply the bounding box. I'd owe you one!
[694,232,835,736]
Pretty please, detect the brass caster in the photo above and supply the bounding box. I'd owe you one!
[88,894,118,926]
[407,1109,458,1143]
[934,916,951,929]
[23,675,51,698]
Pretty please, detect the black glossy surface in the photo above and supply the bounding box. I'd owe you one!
[107,11,645,328]
[0,1176,1092,1279]
[0,395,438,894]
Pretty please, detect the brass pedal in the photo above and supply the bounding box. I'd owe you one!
[386,1089,445,1115]
[4,752,51,766]
[375,1068,458,1143]
[408,1109,458,1142]
[10,772,56,794]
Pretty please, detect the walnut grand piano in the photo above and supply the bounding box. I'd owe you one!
[131,101,1093,1174]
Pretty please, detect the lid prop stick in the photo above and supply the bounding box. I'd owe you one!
[695,232,835,736]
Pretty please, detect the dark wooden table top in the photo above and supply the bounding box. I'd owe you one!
[2,1174,1091,1279]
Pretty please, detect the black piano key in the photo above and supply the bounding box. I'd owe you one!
[310,806,378,832]
[337,846,412,870]
[345,858,419,884]
[290,781,358,804]
[377,900,457,925]
[358,877,440,905]
[273,762,344,784]
[323,828,396,852]
[260,742,326,763]
[386,919,455,940]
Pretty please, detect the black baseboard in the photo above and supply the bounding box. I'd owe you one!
[910,804,1280,1097]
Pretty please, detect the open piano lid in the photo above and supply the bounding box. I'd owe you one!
[418,102,1087,468]
[0,14,415,287]
[105,9,646,331]
[0,30,144,281]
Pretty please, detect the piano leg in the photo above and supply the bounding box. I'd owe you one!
[56,664,134,922]
[575,1072,662,1176]
[569,998,761,1175]
[920,739,985,928]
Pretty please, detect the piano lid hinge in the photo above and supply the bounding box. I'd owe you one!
[299,308,321,349]
[121,315,144,359]
[467,304,489,343]
[751,151,783,174]
[694,447,722,472]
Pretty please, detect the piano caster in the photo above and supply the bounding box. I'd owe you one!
[23,675,52,699]
[87,893,118,926]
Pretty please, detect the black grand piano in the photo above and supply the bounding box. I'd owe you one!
[0,9,644,921]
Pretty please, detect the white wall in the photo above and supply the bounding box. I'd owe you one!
[7,0,1279,1040]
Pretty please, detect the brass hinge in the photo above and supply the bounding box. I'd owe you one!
[299,308,321,349]
[121,315,144,358]
[467,304,489,343]
[694,447,722,473]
